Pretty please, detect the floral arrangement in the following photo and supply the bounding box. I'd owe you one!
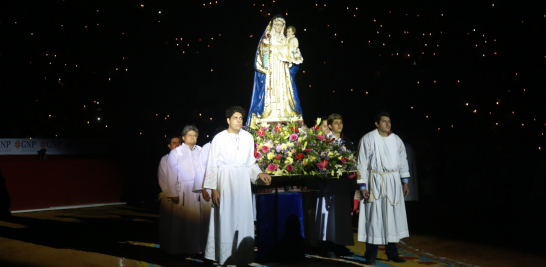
[248,117,357,178]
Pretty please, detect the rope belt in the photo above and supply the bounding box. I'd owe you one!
[367,169,402,206]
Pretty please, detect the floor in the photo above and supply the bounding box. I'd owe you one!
[0,205,544,267]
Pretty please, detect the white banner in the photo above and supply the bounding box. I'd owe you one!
[0,139,110,155]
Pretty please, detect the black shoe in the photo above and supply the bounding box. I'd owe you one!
[363,259,376,266]
[388,256,407,263]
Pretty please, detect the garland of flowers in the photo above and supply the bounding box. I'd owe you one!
[248,117,357,178]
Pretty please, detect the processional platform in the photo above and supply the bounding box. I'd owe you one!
[254,175,357,262]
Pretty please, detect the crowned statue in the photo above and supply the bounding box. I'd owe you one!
[247,15,304,126]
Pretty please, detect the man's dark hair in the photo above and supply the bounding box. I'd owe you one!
[327,113,343,126]
[226,106,246,119]
[374,111,391,123]
[167,136,181,145]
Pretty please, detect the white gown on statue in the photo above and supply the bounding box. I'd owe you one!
[203,130,262,265]
[260,34,299,120]
[356,129,410,244]
[163,143,202,254]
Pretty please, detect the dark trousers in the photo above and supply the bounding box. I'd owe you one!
[364,243,399,261]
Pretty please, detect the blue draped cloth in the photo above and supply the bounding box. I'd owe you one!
[256,193,305,261]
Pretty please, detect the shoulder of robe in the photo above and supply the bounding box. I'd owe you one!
[211,130,227,143]
[239,129,252,138]
[195,145,202,152]
[390,133,403,142]
[174,145,185,156]
[362,130,375,141]
[161,154,169,161]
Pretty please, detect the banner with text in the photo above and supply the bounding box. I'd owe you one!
[0,139,110,155]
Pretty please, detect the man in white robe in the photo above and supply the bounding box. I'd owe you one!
[203,106,272,266]
[158,136,181,254]
[162,125,203,255]
[192,141,212,254]
[356,112,410,265]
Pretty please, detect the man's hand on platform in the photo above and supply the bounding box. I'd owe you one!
[211,189,220,206]
[201,189,211,202]
[403,183,409,197]
[360,189,369,199]
[171,197,180,204]
[258,173,272,185]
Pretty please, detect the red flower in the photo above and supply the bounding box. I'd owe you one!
[321,160,329,167]
[257,129,266,137]
[254,149,258,157]
[326,138,335,143]
[348,172,357,179]
[291,126,299,133]
[304,149,311,153]
[313,125,320,132]
[317,162,325,170]
[274,124,282,133]
[341,157,348,164]
[267,163,277,172]
[286,164,293,172]
[275,154,282,160]
[295,153,304,160]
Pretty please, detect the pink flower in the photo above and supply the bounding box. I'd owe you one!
[341,157,347,164]
[255,151,262,159]
[255,143,258,150]
[321,160,329,167]
[289,134,298,141]
[261,145,269,153]
[257,129,266,137]
[348,172,357,179]
[286,164,293,172]
[267,163,277,172]
[317,162,325,170]
[304,149,311,153]
[317,135,325,141]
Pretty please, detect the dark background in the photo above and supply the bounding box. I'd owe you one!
[1,0,545,256]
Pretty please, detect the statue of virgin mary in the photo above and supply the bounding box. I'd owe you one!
[247,15,304,126]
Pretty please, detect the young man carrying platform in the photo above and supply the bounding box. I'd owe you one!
[203,106,271,266]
